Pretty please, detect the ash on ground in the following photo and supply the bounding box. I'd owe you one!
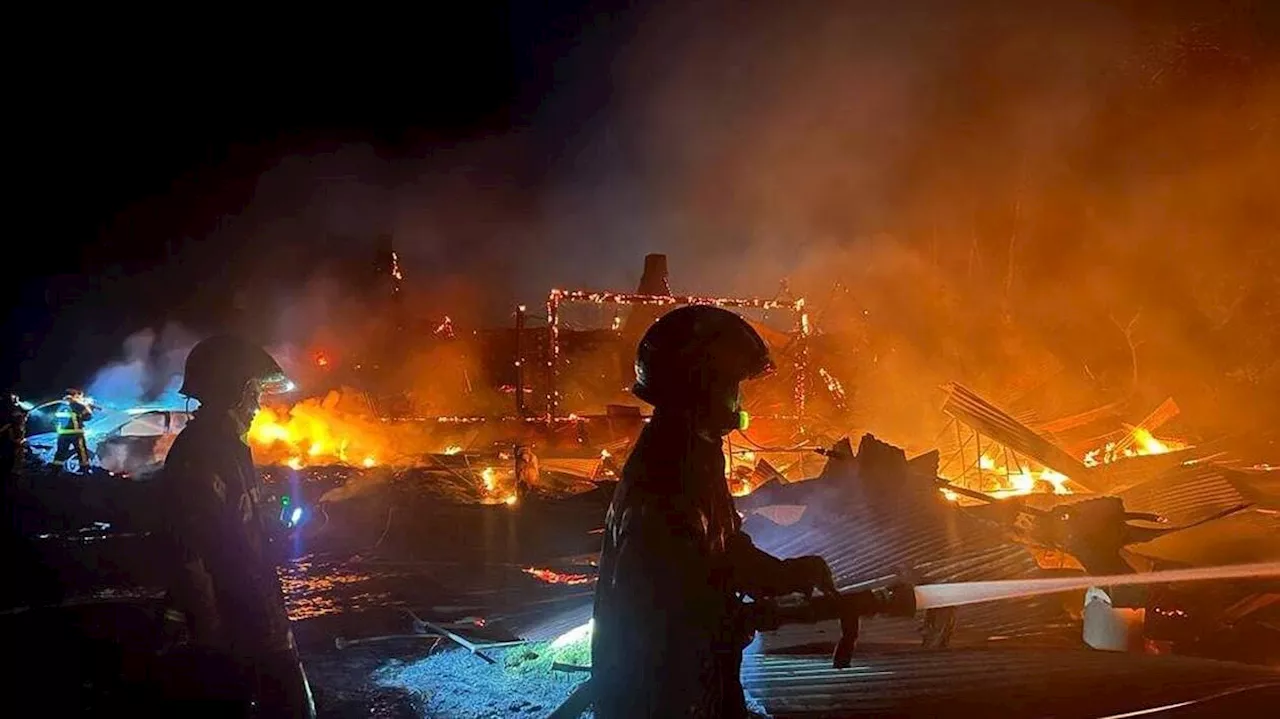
[372,643,586,719]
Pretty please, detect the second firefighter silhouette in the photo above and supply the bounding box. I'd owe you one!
[592,306,837,719]
[157,335,315,717]
[53,388,94,474]
[1,391,29,478]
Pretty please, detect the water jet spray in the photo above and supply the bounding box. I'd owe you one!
[911,561,1280,610]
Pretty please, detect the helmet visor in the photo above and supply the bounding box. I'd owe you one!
[258,370,295,396]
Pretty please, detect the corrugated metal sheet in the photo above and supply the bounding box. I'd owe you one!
[760,595,1079,652]
[1117,464,1249,527]
[1228,470,1280,509]
[1129,508,1280,565]
[1084,451,1206,496]
[740,649,1280,718]
[741,457,1041,588]
[739,439,1073,648]
[941,383,1095,485]
[538,458,604,478]
[505,591,594,641]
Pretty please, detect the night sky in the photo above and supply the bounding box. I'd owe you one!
[3,1,638,392]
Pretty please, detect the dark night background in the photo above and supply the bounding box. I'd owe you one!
[3,1,639,393]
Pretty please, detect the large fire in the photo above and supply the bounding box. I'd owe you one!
[246,389,420,468]
[249,403,380,468]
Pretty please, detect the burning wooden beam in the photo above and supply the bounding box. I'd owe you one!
[1112,398,1181,455]
[941,383,1097,491]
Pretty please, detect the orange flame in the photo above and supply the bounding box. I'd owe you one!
[1083,427,1192,467]
[942,453,1073,500]
[246,390,440,468]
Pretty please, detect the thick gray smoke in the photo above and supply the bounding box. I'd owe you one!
[100,1,1280,443]
[84,323,201,409]
[83,322,311,411]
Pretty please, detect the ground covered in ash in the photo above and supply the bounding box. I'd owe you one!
[302,612,599,718]
[358,641,769,719]
[369,644,585,719]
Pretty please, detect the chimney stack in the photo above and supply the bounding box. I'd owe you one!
[636,253,671,295]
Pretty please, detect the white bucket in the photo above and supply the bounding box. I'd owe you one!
[1083,586,1146,652]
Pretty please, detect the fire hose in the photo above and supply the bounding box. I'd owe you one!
[545,560,1280,719]
[546,583,916,719]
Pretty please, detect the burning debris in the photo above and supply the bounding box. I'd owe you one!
[522,567,595,586]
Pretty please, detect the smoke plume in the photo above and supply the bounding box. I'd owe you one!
[84,323,201,410]
[68,1,1280,448]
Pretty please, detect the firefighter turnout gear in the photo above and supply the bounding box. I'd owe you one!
[52,389,93,473]
[592,415,837,718]
[157,336,313,717]
[158,410,313,716]
[593,307,834,719]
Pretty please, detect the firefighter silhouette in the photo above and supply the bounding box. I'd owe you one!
[52,388,93,474]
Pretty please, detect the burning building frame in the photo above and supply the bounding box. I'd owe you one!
[538,287,811,424]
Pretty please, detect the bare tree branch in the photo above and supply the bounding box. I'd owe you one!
[1109,310,1144,397]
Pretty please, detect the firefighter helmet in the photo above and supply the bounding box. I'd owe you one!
[179,334,289,403]
[632,305,774,419]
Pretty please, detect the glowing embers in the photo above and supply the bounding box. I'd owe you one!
[522,567,595,586]
[1084,427,1192,467]
[478,465,519,506]
[817,367,848,410]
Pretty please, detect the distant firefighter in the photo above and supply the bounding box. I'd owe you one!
[515,443,539,499]
[1,391,28,478]
[52,388,93,474]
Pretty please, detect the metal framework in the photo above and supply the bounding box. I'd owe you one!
[539,289,811,424]
[936,415,1043,493]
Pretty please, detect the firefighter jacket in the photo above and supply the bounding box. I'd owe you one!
[157,409,293,658]
[591,412,800,719]
[55,399,93,434]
